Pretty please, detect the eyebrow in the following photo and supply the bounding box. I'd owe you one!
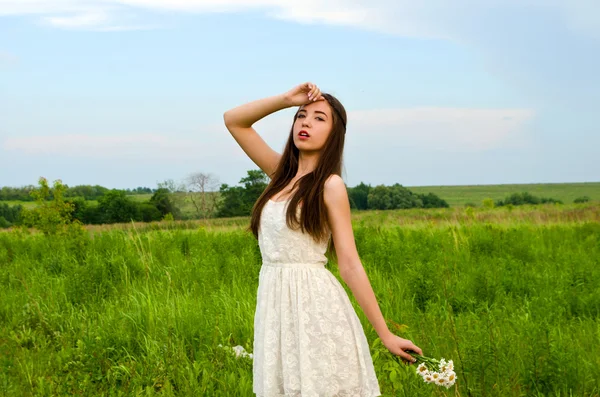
[298,109,329,117]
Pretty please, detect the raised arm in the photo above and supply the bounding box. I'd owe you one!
[223,82,324,178]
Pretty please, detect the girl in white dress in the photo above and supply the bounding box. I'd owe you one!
[223,82,423,396]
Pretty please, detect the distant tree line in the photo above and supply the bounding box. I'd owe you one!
[66,188,179,225]
[0,172,595,229]
[0,185,155,201]
[0,185,177,229]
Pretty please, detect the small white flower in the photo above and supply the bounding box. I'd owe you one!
[447,360,454,371]
[416,363,429,376]
[444,371,457,388]
[435,374,448,387]
[232,345,246,357]
[218,344,253,359]
[439,358,450,373]
[423,374,434,383]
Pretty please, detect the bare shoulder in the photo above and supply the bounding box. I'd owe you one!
[323,174,348,206]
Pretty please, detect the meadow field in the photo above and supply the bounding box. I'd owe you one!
[0,202,599,396]
[407,181,600,207]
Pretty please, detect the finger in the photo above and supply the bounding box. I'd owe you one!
[309,85,317,100]
[313,88,321,101]
[414,345,423,356]
[302,83,312,95]
[408,343,422,356]
[400,351,416,363]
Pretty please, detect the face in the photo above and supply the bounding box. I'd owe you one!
[292,100,333,151]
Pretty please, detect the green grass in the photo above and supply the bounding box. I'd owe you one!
[1,204,599,396]
[407,181,600,207]
[2,200,37,209]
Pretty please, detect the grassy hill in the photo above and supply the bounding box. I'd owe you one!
[406,181,600,207]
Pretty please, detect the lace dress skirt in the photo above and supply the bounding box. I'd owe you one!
[252,261,381,396]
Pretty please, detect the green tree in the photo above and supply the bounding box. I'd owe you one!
[150,188,181,218]
[216,185,249,217]
[368,184,422,210]
[348,182,371,210]
[97,190,140,223]
[216,169,269,217]
[20,177,77,235]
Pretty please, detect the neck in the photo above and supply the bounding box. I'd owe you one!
[296,151,319,178]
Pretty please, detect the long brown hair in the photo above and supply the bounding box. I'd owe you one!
[248,93,347,257]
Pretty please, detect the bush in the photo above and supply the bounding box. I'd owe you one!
[496,192,562,207]
[0,216,11,228]
[482,198,495,209]
[0,203,23,225]
[418,192,449,208]
[540,197,563,205]
[139,203,163,222]
[574,196,591,203]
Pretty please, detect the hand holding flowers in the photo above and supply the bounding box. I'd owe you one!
[395,353,457,389]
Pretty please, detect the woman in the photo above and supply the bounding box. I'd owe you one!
[223,82,422,396]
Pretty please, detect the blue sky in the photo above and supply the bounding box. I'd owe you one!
[1,1,598,190]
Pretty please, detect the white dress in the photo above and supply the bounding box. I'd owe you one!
[252,198,381,397]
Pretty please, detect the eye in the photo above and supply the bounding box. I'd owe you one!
[316,116,325,121]
[297,114,305,118]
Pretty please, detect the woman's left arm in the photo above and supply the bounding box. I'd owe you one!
[324,175,422,362]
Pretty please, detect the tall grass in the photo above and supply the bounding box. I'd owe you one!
[0,207,599,396]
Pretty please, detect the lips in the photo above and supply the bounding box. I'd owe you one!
[298,130,310,137]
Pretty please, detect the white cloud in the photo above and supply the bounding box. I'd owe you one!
[346,107,535,152]
[1,0,597,39]
[40,9,155,31]
[253,106,536,152]
[2,132,240,162]
[0,0,156,30]
[0,0,596,109]
[41,8,111,29]
[3,107,534,163]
